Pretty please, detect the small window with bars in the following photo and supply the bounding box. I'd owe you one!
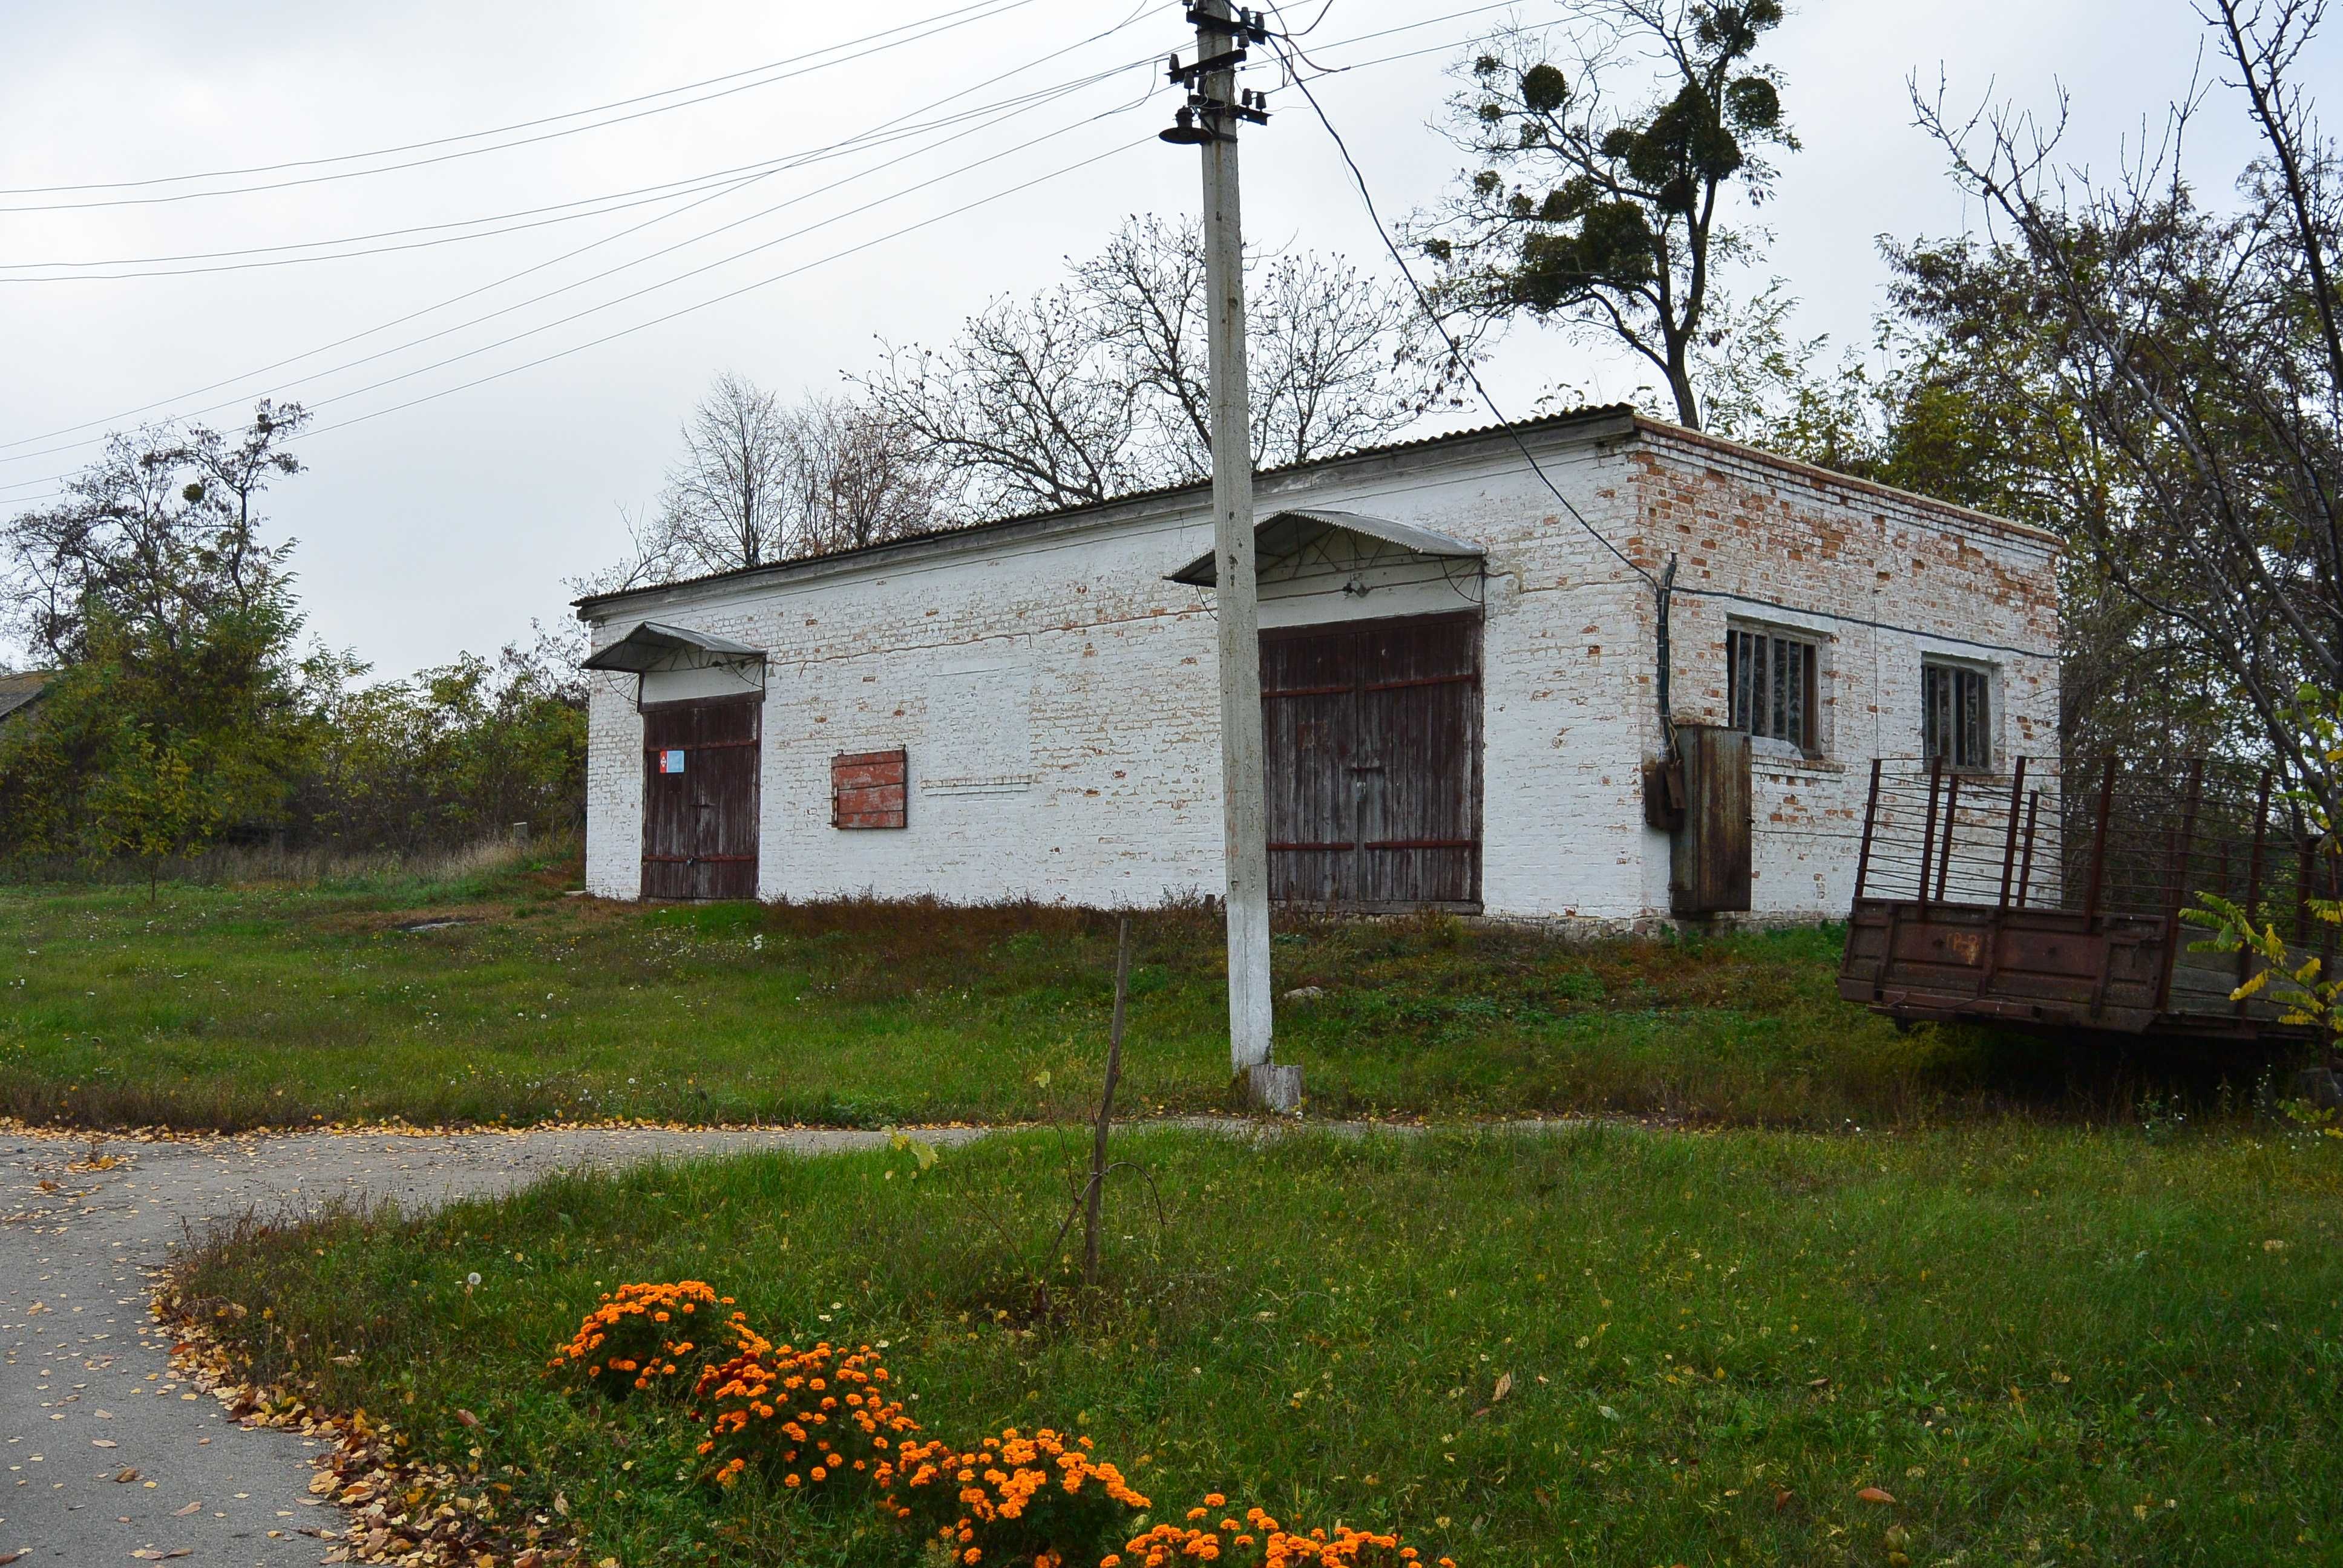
[1922,661,1993,770]
[1727,627,1820,754]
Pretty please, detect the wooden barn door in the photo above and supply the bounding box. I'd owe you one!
[1261,613,1481,910]
[640,695,761,900]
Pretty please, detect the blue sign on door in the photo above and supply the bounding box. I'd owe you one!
[658,748,687,775]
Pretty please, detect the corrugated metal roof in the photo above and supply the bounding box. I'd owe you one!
[580,621,765,673]
[0,670,54,724]
[572,404,1637,614]
[1167,508,1486,587]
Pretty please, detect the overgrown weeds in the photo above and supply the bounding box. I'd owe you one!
[0,875,2282,1132]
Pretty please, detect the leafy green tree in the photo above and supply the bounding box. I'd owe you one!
[0,580,307,866]
[2192,682,2343,1086]
[0,406,313,869]
[1412,1,1795,428]
[289,626,586,853]
[85,728,214,903]
[1,402,306,665]
[1895,0,2343,799]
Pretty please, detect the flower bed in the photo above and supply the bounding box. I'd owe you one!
[548,1282,1452,1568]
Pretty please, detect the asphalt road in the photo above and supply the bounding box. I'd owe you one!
[0,1125,991,1568]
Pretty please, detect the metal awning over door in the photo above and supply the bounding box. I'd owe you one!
[582,621,765,671]
[1168,508,1486,587]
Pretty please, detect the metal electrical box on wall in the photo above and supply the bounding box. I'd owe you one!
[1669,724,1753,915]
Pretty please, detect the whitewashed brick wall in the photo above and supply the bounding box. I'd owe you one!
[580,415,2059,926]
[1633,425,2062,920]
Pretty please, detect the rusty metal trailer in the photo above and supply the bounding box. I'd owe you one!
[1838,757,2324,1047]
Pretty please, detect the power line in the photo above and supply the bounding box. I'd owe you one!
[0,0,1068,214]
[0,0,1034,195]
[1277,0,1544,61]
[0,11,1172,463]
[295,111,1156,421]
[1,164,781,275]
[1,9,1520,499]
[0,90,1158,496]
[0,85,1114,465]
[274,137,1160,446]
[0,72,1134,281]
[0,131,1150,514]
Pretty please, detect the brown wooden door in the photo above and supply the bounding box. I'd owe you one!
[640,696,761,900]
[1261,614,1481,909]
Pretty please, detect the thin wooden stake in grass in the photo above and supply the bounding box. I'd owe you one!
[1083,917,1132,1289]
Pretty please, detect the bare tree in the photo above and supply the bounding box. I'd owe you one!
[784,396,946,556]
[1905,0,2343,794]
[863,287,1147,517]
[653,371,795,575]
[860,215,1452,517]
[578,382,944,592]
[1081,215,1452,473]
[1411,2,1795,428]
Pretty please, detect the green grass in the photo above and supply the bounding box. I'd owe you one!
[0,856,2081,1132]
[179,1124,2343,1566]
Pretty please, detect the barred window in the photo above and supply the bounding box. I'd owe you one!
[1728,627,1819,754]
[1922,662,1993,769]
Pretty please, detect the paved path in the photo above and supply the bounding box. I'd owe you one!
[0,1125,995,1568]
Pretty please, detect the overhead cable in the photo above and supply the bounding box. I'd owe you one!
[0,71,1136,281]
[0,99,1158,497]
[3,8,1518,493]
[0,0,1072,213]
[0,8,1172,462]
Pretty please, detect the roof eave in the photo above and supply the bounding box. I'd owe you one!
[572,405,1636,618]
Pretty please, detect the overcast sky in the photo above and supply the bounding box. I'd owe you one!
[0,1,2324,678]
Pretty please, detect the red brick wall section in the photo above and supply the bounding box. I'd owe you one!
[832,749,908,829]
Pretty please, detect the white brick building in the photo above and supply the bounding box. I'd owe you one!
[575,407,2059,926]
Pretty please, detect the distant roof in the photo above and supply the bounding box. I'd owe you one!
[574,405,1637,615]
[0,670,54,724]
[580,621,765,673]
[572,400,2054,618]
[1168,509,1486,587]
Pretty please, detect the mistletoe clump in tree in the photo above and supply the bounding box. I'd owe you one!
[1415,1,1796,429]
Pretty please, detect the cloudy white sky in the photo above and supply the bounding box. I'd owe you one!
[0,1,2323,678]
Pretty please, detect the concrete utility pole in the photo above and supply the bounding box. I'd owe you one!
[1161,2,1293,1110]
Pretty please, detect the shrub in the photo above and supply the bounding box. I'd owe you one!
[545,1281,741,1398]
[881,1426,1150,1566]
[695,1335,919,1495]
[1119,1500,1452,1568]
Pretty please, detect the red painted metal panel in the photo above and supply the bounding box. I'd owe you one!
[832,748,908,829]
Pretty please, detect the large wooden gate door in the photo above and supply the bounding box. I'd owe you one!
[1261,613,1481,910]
[640,695,761,900]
